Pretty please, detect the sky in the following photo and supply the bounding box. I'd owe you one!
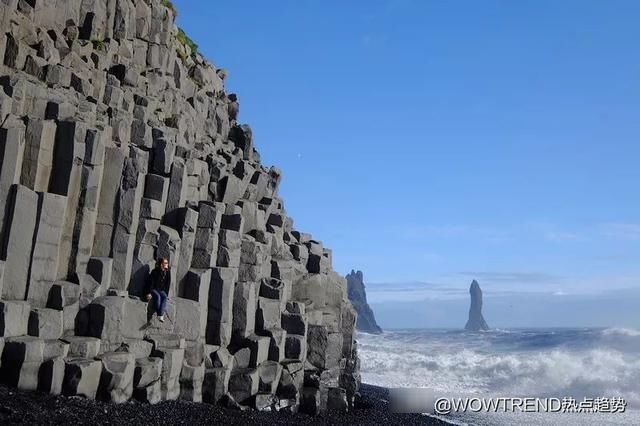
[173,0,640,328]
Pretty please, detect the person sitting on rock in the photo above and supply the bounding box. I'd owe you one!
[145,257,171,322]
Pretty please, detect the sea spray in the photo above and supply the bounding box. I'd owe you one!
[358,328,640,425]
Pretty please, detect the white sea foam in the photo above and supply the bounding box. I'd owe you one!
[602,327,640,338]
[358,329,640,425]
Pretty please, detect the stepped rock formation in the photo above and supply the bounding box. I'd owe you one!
[464,280,489,331]
[0,0,359,414]
[346,270,381,334]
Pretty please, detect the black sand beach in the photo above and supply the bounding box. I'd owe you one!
[0,383,449,425]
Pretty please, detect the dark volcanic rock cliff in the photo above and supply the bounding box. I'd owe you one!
[0,0,359,415]
[464,280,489,331]
[346,270,382,334]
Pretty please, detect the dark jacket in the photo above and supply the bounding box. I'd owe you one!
[145,268,171,296]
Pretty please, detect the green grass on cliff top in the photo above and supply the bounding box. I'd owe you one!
[161,0,177,17]
[162,0,199,58]
[177,27,198,56]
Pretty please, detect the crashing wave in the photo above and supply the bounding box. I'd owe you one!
[358,329,640,408]
[602,327,640,337]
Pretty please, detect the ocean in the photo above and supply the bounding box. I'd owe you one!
[358,327,640,425]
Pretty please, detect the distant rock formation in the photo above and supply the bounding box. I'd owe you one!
[465,280,489,331]
[346,270,382,334]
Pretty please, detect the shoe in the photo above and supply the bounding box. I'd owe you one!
[159,315,165,322]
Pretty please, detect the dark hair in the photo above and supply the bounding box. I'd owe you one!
[156,257,169,269]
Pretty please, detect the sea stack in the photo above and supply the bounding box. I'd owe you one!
[346,270,382,334]
[464,280,490,331]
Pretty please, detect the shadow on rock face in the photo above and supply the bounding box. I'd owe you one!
[0,343,26,387]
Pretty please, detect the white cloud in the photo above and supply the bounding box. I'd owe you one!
[523,221,585,243]
[361,33,388,47]
[599,223,640,241]
[421,252,443,263]
[543,229,583,242]
[365,272,640,304]
[400,224,511,242]
[398,221,597,244]
[458,271,562,284]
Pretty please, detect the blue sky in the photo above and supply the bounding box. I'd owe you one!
[174,1,640,327]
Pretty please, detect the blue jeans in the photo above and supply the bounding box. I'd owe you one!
[151,290,168,316]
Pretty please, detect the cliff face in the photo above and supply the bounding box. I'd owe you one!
[464,280,489,331]
[346,270,382,334]
[0,0,359,413]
